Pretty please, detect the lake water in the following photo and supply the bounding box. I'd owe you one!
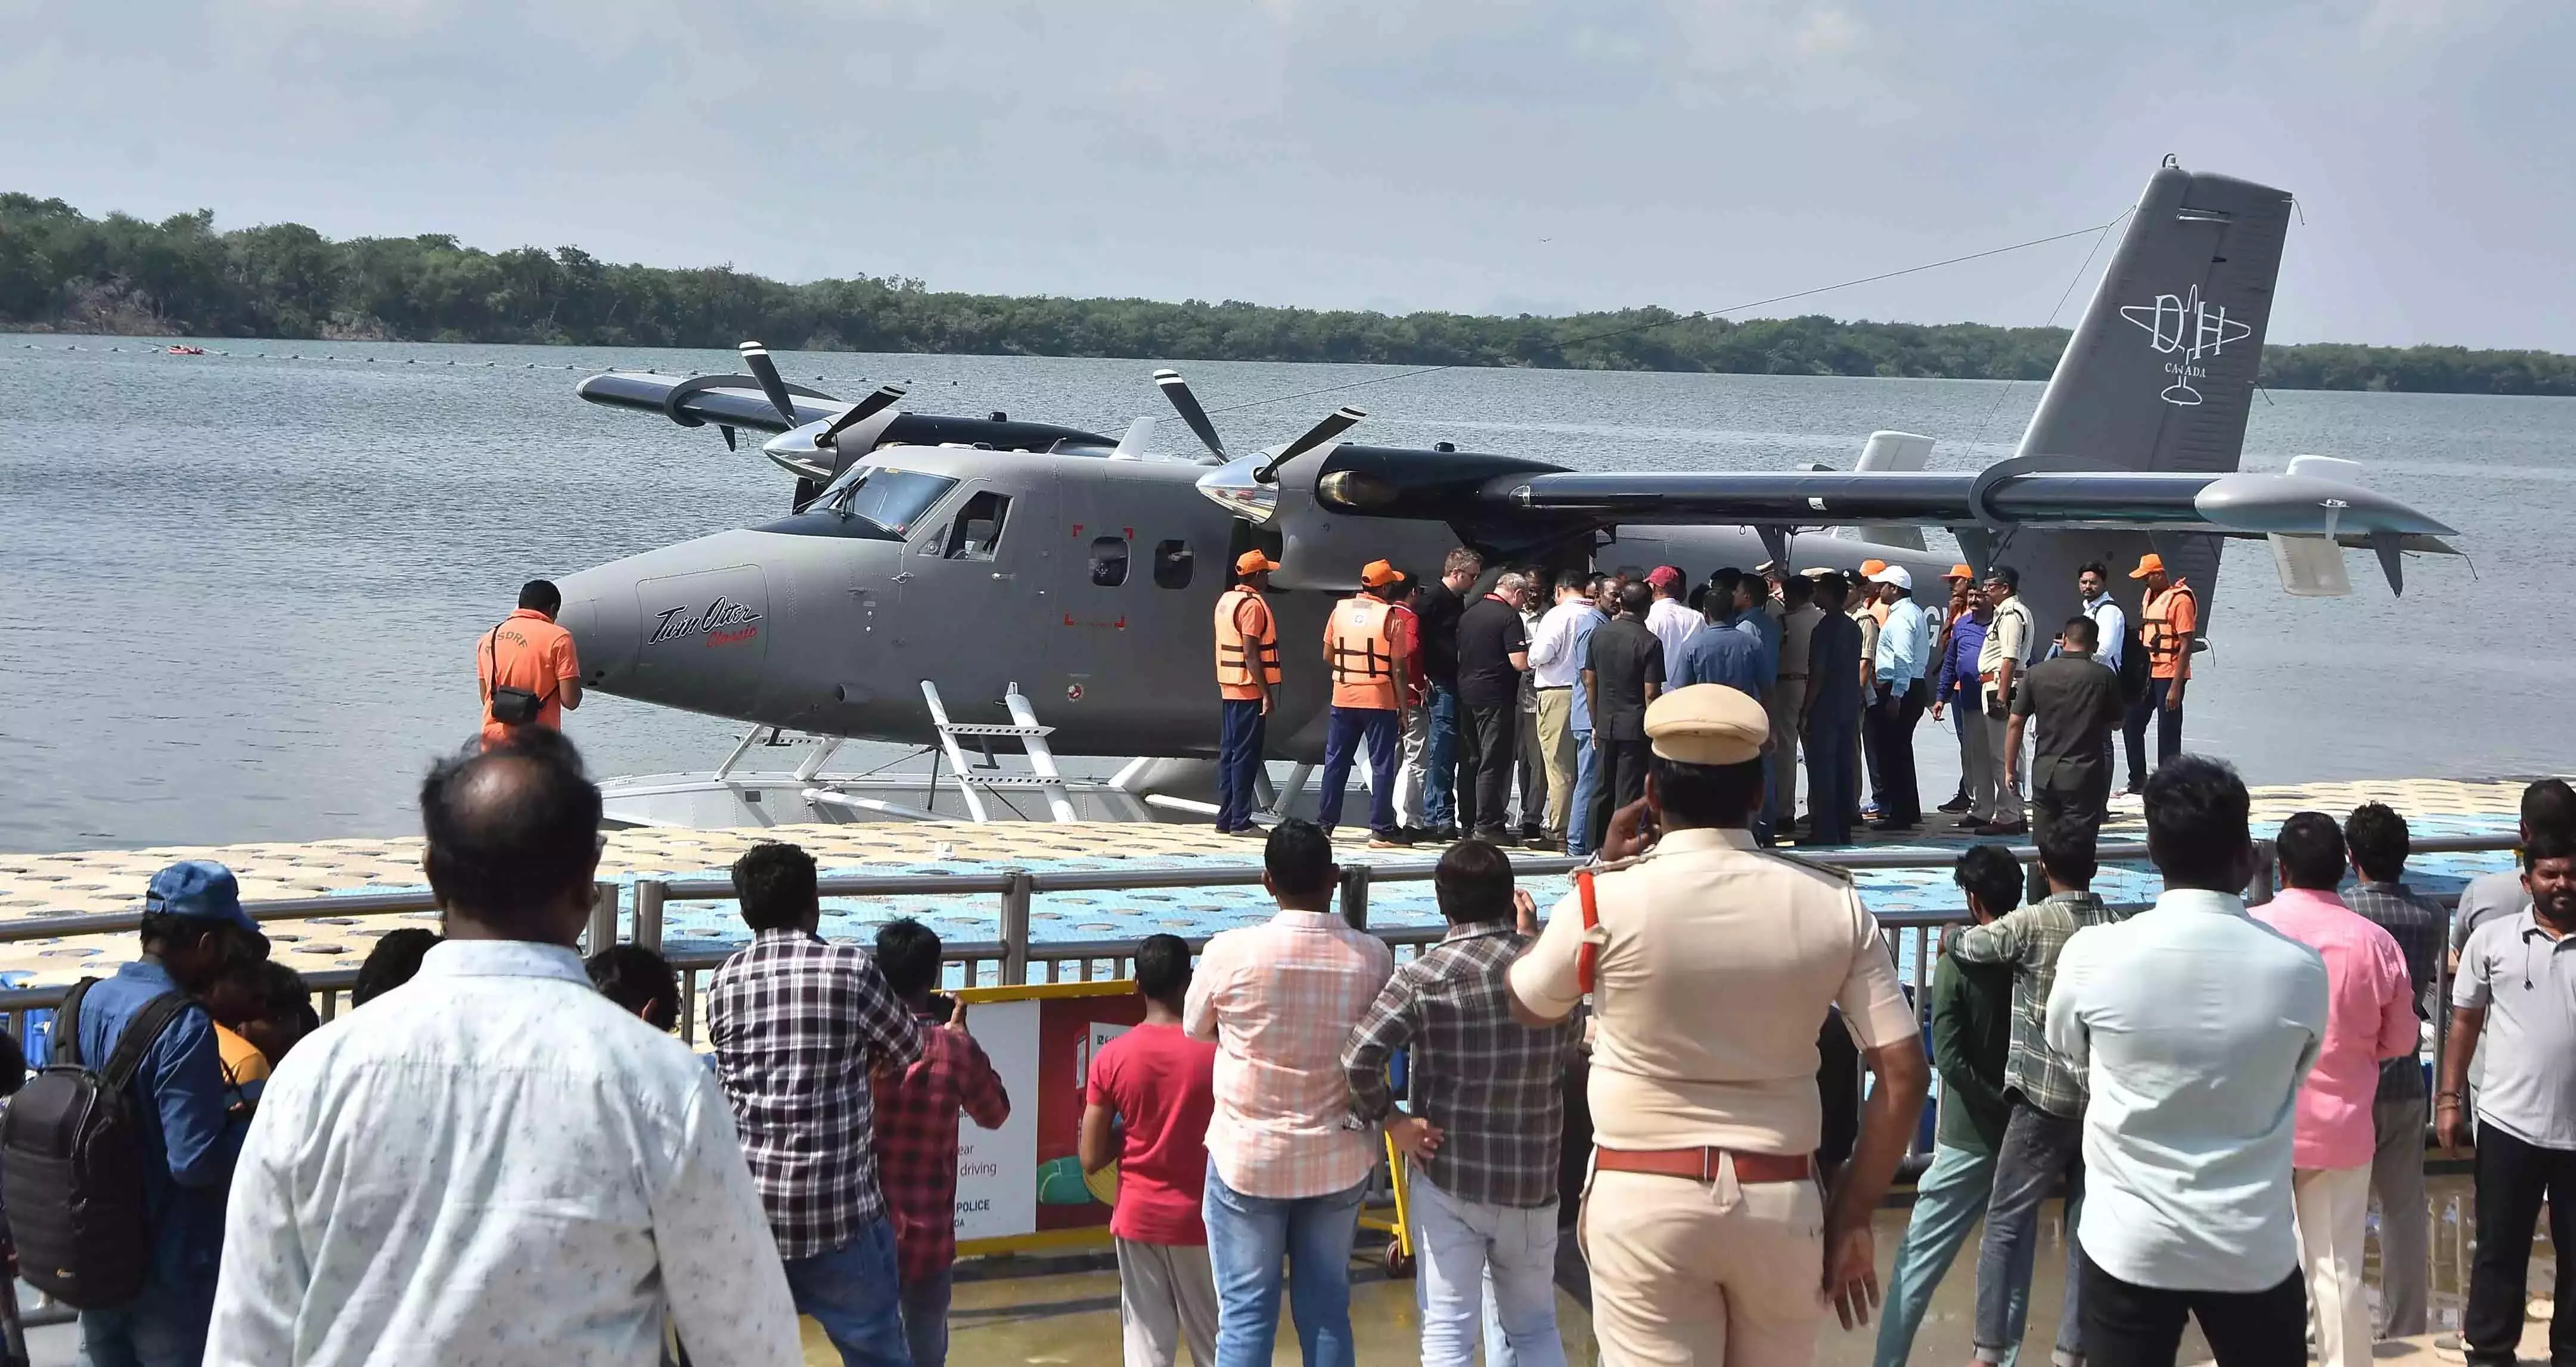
[2,334,2570,853]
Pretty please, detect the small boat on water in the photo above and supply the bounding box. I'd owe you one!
[166,344,206,355]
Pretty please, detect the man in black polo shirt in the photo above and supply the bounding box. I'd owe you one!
[1407,548,1481,842]
[1455,571,1532,844]
[1579,581,1664,850]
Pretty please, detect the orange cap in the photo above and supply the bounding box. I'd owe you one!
[2129,553,2167,579]
[1944,563,1975,581]
[1858,559,1888,577]
[1235,550,1281,575]
[1360,559,1408,588]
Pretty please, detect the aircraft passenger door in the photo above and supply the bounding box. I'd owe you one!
[899,472,1058,697]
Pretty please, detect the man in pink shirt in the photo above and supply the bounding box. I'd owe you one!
[2255,813,2417,1367]
[1185,819,1395,1367]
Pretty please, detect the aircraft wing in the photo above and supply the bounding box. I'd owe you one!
[1481,467,2460,547]
[578,371,846,433]
[1209,442,2462,596]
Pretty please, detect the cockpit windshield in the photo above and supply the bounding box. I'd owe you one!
[820,466,959,536]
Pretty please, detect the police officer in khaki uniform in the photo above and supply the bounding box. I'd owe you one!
[1507,685,1929,1366]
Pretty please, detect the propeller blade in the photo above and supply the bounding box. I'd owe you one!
[1154,368,1227,460]
[720,425,737,451]
[736,342,802,427]
[1254,406,1366,483]
[817,384,908,448]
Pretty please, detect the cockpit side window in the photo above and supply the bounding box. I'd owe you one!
[1091,536,1130,587]
[941,491,1011,560]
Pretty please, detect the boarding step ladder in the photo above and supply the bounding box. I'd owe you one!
[921,680,1079,823]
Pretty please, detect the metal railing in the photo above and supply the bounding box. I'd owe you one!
[0,835,2515,1033]
[0,833,2517,1131]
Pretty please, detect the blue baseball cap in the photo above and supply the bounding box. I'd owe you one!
[143,861,260,938]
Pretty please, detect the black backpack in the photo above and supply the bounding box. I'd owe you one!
[0,980,193,1309]
[2116,612,2152,704]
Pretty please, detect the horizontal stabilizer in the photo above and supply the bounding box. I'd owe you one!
[1111,416,1154,461]
[1832,431,1934,552]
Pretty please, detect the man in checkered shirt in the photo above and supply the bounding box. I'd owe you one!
[709,842,924,1367]
[2339,801,2447,1338]
[1342,839,1577,1367]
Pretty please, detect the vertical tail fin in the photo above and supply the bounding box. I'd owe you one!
[1991,161,2295,638]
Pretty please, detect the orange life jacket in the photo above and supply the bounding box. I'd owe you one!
[1326,594,1400,709]
[1213,587,1280,699]
[2141,581,2198,677]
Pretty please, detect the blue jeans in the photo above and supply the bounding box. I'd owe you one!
[1203,1163,1366,1367]
[1874,1143,2027,1367]
[1411,1170,1564,1367]
[1423,683,1459,826]
[901,1263,954,1367]
[1317,706,1401,837]
[1975,1104,2085,1366]
[1566,728,1600,857]
[1217,698,1267,831]
[78,1279,216,1367]
[783,1217,913,1367]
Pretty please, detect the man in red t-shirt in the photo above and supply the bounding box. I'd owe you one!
[477,579,583,749]
[1082,934,1221,1367]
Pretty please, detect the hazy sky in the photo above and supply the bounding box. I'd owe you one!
[4,0,2569,349]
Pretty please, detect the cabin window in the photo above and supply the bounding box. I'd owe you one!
[1091,535,1130,587]
[1152,540,1193,590]
[941,491,1011,560]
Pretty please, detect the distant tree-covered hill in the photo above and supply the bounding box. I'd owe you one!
[5,193,2570,396]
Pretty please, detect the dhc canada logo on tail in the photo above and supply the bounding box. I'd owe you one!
[650,596,763,647]
[2119,284,2252,407]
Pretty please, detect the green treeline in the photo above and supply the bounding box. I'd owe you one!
[5,193,2571,396]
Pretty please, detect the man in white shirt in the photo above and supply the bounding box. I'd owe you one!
[2049,562,2127,677]
[1643,565,1700,681]
[204,730,802,1367]
[1524,571,1597,850]
[1866,567,1930,830]
[2046,754,2327,1367]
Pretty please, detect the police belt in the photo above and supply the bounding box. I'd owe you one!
[1594,1145,1812,1184]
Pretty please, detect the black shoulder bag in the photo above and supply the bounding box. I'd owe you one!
[484,624,553,726]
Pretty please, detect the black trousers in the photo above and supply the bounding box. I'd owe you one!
[2031,756,2112,893]
[2122,675,2184,786]
[2079,1247,2305,1367]
[1590,736,1651,848]
[1457,702,1519,835]
[2466,1124,2576,1366]
[1862,683,1925,824]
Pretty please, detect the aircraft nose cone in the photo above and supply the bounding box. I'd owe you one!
[554,531,781,715]
[554,571,635,690]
